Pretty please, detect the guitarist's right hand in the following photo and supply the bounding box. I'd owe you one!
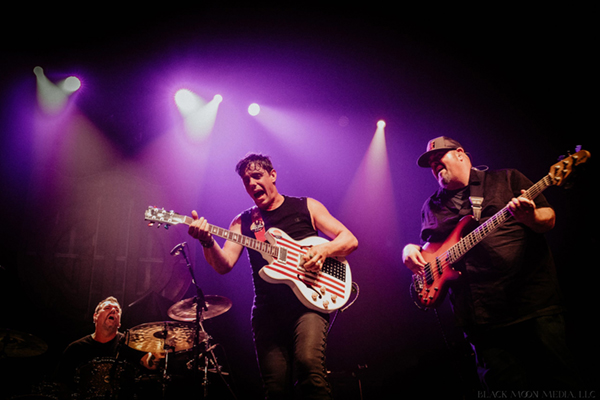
[402,244,426,275]
[188,210,213,245]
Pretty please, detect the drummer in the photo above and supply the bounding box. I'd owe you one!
[54,296,163,390]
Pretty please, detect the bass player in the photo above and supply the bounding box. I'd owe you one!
[187,152,358,399]
[402,136,581,392]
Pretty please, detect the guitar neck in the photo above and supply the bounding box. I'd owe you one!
[446,174,553,264]
[178,216,280,258]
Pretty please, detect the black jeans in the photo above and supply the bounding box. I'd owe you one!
[469,313,581,392]
[252,307,331,399]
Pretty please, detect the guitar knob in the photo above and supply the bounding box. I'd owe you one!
[322,300,329,309]
[312,293,318,301]
[331,294,337,303]
[320,287,326,295]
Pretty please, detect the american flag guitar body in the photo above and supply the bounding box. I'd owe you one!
[145,207,352,313]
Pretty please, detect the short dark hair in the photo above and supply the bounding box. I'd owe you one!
[94,296,121,315]
[235,153,274,177]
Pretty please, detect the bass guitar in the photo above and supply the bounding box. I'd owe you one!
[144,208,352,313]
[412,149,591,309]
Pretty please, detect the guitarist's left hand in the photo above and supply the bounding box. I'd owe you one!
[508,190,555,233]
[508,190,536,224]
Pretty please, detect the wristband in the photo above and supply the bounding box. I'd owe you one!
[200,238,215,248]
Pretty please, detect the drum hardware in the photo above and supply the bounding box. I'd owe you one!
[185,344,229,376]
[126,320,202,398]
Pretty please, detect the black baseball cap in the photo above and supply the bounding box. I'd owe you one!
[417,136,463,167]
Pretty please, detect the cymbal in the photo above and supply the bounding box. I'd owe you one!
[126,321,207,353]
[168,295,232,322]
[0,329,48,357]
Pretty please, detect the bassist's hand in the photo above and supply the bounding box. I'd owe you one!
[402,244,426,275]
[508,190,556,233]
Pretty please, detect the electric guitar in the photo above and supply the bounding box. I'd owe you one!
[412,149,591,309]
[144,208,352,313]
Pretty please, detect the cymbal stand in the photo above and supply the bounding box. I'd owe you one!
[161,325,174,399]
[125,326,172,399]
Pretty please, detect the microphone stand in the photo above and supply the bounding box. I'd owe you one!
[171,242,210,398]
[171,242,237,399]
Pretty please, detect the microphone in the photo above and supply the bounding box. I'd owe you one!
[170,242,187,256]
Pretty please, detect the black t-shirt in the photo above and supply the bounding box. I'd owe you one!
[55,332,144,388]
[421,168,564,332]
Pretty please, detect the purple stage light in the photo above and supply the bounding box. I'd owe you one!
[61,76,82,93]
[248,103,260,116]
[174,88,202,115]
[34,66,81,115]
[173,89,222,140]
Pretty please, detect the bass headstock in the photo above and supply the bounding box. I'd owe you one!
[548,149,591,187]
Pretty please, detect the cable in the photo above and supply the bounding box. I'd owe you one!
[328,282,360,334]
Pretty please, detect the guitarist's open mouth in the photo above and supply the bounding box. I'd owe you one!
[253,190,266,199]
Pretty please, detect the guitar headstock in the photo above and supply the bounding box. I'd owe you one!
[144,206,186,229]
[548,149,591,187]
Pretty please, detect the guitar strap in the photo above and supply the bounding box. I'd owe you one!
[469,169,485,222]
[250,206,267,242]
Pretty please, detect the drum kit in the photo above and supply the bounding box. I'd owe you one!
[2,293,234,400]
[115,242,236,399]
[2,242,237,399]
[123,293,234,398]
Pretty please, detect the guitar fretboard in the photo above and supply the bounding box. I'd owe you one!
[178,216,282,258]
[445,174,552,264]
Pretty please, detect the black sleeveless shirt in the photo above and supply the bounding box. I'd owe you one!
[240,196,318,310]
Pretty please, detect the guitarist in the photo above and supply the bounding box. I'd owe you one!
[187,153,358,399]
[402,137,580,392]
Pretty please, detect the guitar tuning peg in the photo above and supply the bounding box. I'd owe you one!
[147,222,154,227]
[164,225,169,230]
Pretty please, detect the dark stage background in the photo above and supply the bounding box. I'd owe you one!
[1,5,596,399]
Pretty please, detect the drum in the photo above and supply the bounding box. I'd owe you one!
[74,358,137,399]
